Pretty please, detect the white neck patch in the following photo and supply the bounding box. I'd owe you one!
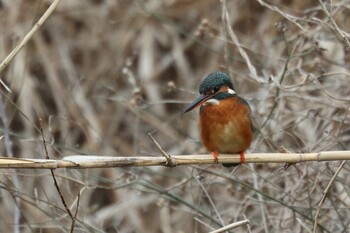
[228,88,236,94]
[203,99,220,106]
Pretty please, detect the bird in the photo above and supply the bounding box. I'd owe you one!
[184,71,253,166]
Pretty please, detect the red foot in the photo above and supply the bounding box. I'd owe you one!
[240,152,245,164]
[211,151,219,163]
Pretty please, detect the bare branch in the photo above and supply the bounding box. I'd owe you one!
[318,0,350,48]
[313,160,347,233]
[0,0,62,92]
[37,112,74,220]
[0,151,347,169]
[148,133,177,167]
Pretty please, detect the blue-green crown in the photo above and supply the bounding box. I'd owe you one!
[199,72,235,94]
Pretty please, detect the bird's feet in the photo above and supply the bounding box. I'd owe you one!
[211,151,245,165]
[239,151,245,164]
[211,151,219,163]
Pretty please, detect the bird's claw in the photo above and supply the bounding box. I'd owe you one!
[239,152,245,164]
[211,151,219,163]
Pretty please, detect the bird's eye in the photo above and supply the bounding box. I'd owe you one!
[206,87,220,95]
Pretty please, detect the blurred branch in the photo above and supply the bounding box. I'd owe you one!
[199,167,330,232]
[37,111,77,232]
[318,0,350,49]
[194,175,225,226]
[0,0,62,92]
[209,219,250,233]
[0,93,20,233]
[313,160,347,233]
[222,0,259,81]
[256,0,306,31]
[0,151,349,169]
[259,31,299,131]
[70,187,80,233]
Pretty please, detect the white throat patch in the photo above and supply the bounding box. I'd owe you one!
[203,99,220,105]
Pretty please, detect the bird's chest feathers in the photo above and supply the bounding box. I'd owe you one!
[199,97,251,153]
[200,97,247,126]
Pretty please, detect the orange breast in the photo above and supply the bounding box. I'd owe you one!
[199,96,253,153]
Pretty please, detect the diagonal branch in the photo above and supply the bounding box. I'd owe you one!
[0,0,62,92]
[148,133,177,167]
[313,160,347,233]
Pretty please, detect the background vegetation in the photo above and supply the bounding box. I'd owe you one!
[0,0,350,232]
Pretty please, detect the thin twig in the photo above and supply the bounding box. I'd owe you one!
[318,0,350,49]
[194,217,216,231]
[256,0,306,31]
[194,175,225,227]
[251,163,269,233]
[260,46,292,130]
[70,186,80,233]
[221,0,229,71]
[148,133,176,167]
[313,160,347,233]
[0,0,62,92]
[37,113,74,220]
[199,167,329,232]
[0,92,20,233]
[222,0,259,81]
[209,219,250,233]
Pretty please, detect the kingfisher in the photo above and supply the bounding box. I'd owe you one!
[184,71,253,166]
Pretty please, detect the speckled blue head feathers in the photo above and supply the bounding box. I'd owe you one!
[183,71,236,113]
[199,72,235,94]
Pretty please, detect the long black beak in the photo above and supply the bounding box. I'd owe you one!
[184,94,212,113]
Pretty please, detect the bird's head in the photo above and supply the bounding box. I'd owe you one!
[184,72,236,113]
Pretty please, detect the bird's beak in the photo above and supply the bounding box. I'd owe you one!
[184,94,212,113]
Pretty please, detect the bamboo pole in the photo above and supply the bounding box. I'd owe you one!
[0,151,348,169]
